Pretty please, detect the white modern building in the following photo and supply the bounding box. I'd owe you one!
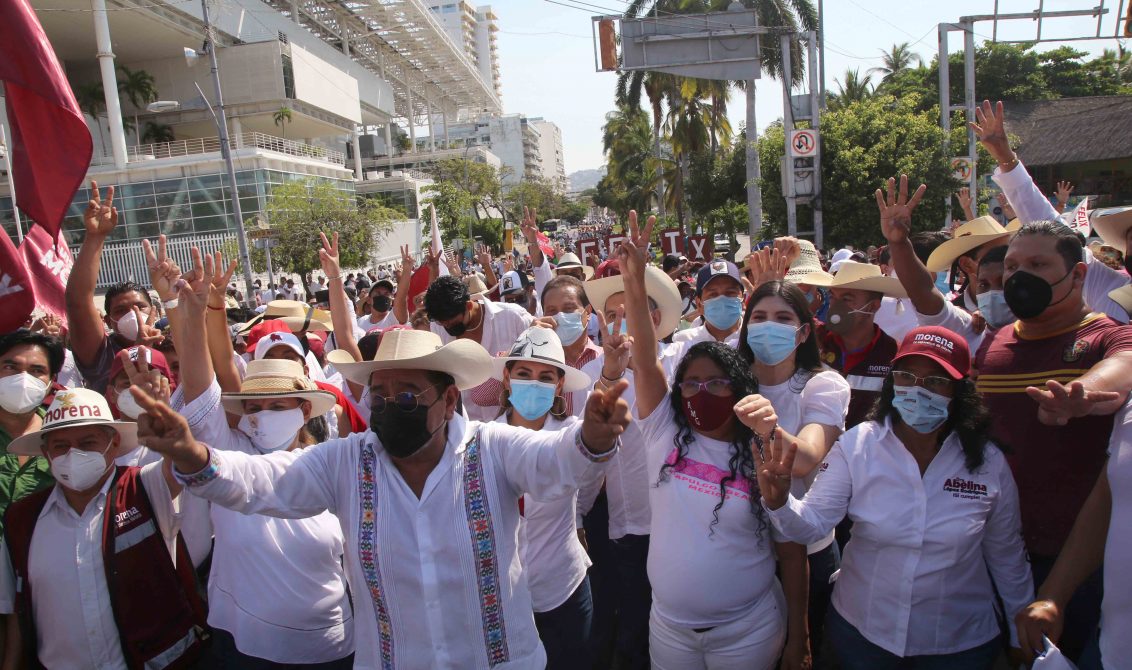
[418,113,567,190]
[529,118,567,193]
[428,1,502,102]
[1,0,501,286]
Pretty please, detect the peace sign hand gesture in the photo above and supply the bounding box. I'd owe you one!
[83,180,118,238]
[319,231,342,278]
[594,306,631,379]
[132,384,203,466]
[751,428,796,510]
[120,346,171,406]
[400,244,415,280]
[876,175,927,245]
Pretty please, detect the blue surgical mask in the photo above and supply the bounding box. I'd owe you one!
[934,271,952,296]
[606,319,628,336]
[745,321,801,366]
[891,385,950,434]
[702,295,742,329]
[508,380,557,420]
[976,290,1016,330]
[555,311,585,346]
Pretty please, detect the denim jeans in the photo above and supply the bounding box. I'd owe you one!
[807,542,840,664]
[610,533,652,670]
[534,576,594,670]
[826,607,1000,670]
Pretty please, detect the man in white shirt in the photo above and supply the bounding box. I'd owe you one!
[672,260,744,348]
[136,329,632,670]
[357,279,400,331]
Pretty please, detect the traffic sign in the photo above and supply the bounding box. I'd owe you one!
[951,157,972,181]
[788,129,818,158]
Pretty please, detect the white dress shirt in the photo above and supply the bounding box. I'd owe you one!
[766,418,1033,656]
[182,412,612,669]
[494,414,593,612]
[670,323,740,347]
[1102,401,1132,666]
[0,463,180,670]
[180,380,354,663]
[874,296,920,343]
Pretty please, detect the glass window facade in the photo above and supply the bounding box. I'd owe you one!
[1,170,354,246]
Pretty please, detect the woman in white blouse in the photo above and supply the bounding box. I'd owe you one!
[755,325,1033,669]
[734,279,850,659]
[614,221,810,670]
[491,326,598,669]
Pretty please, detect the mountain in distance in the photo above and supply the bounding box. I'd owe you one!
[568,167,605,192]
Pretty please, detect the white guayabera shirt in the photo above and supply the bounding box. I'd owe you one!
[180,412,614,670]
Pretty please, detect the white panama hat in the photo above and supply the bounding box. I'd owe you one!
[492,327,591,392]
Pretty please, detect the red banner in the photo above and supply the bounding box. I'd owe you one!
[536,231,555,259]
[576,238,599,267]
[686,235,713,261]
[0,0,93,239]
[0,232,35,332]
[660,229,683,256]
[19,225,73,325]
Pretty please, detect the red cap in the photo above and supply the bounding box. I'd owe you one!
[108,346,173,386]
[245,320,291,353]
[595,259,621,278]
[892,326,970,380]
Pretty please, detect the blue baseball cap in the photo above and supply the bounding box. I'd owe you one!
[695,259,742,295]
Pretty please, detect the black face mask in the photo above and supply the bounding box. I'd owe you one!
[443,319,467,338]
[370,398,444,459]
[372,295,392,313]
[1003,268,1073,320]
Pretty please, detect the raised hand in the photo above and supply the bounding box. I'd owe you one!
[733,394,778,441]
[475,243,492,268]
[520,206,540,244]
[969,100,1014,165]
[580,378,631,453]
[1015,600,1063,663]
[319,231,342,278]
[772,236,802,268]
[751,427,796,510]
[876,175,927,245]
[1056,180,1075,206]
[142,236,180,301]
[83,180,118,237]
[956,186,976,221]
[399,244,415,280]
[626,209,655,248]
[131,384,203,466]
[177,247,215,317]
[1025,380,1121,426]
[136,306,164,347]
[594,306,632,379]
[747,247,789,286]
[444,250,461,277]
[121,346,170,406]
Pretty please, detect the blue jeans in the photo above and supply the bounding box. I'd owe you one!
[807,542,840,664]
[610,533,652,670]
[534,576,594,670]
[826,607,1000,670]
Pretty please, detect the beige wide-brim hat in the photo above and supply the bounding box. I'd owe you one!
[491,327,591,392]
[238,300,334,334]
[784,239,833,284]
[1092,207,1132,253]
[584,265,683,338]
[1108,285,1132,317]
[220,359,336,417]
[554,253,595,279]
[9,388,138,456]
[332,329,493,390]
[464,274,489,296]
[925,216,1012,272]
[799,260,908,298]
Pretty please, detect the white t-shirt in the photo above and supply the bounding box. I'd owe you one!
[641,393,785,628]
[758,369,850,554]
[1102,401,1132,667]
[357,311,399,332]
[874,297,919,343]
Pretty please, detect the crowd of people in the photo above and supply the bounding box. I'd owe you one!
[0,99,1129,670]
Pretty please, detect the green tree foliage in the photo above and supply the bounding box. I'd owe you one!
[828,68,873,110]
[600,105,658,215]
[758,94,963,248]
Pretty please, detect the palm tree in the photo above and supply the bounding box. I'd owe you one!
[602,105,659,214]
[829,68,873,109]
[869,42,922,82]
[117,66,158,144]
[273,106,293,140]
[142,122,175,144]
[76,81,107,155]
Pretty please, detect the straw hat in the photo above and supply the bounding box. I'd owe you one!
[9,388,138,456]
[238,300,334,334]
[220,359,336,416]
[784,240,832,284]
[925,216,1012,272]
[554,253,595,279]
[1091,206,1132,253]
[492,327,591,392]
[799,261,908,298]
[584,265,683,338]
[1108,284,1132,317]
[464,274,489,296]
[332,329,493,390]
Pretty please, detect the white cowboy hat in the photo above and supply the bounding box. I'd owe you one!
[799,261,908,298]
[492,327,591,392]
[9,388,138,456]
[238,300,334,334]
[220,359,336,417]
[784,239,832,284]
[925,216,1012,272]
[332,329,493,391]
[554,253,595,279]
[584,265,683,338]
[1108,284,1132,317]
[1091,206,1132,253]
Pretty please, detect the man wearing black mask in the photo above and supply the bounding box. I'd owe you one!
[358,280,399,331]
[976,221,1132,663]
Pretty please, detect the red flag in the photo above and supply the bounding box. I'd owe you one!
[536,231,554,259]
[0,233,36,332]
[19,225,73,325]
[0,0,93,239]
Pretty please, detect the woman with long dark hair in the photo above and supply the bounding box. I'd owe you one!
[615,213,810,669]
[735,279,849,657]
[755,325,1033,669]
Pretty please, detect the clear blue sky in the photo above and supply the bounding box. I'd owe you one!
[489,0,1120,174]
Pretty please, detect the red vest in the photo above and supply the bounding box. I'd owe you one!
[3,466,208,670]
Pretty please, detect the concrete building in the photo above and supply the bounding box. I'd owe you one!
[0,0,501,286]
[428,1,502,102]
[419,113,566,189]
[529,118,567,193]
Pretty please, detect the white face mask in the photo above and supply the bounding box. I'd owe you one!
[115,390,144,420]
[0,373,49,414]
[115,311,140,342]
[50,443,113,492]
[238,407,306,453]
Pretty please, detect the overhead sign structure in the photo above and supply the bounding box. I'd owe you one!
[789,129,818,158]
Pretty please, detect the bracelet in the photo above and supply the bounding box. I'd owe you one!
[207,304,225,311]
[600,370,624,383]
[326,275,341,281]
[575,429,618,463]
[162,298,179,309]
[997,156,1019,170]
[173,448,220,487]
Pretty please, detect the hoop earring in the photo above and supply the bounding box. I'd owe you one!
[551,394,568,418]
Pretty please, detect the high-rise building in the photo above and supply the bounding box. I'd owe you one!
[420,113,565,189]
[528,119,567,193]
[428,1,503,101]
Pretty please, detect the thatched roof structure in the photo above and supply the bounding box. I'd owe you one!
[1005,95,1132,167]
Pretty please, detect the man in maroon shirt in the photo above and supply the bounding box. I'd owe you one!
[976,221,1132,661]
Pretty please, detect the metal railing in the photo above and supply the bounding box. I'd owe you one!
[72,232,237,290]
[91,132,346,167]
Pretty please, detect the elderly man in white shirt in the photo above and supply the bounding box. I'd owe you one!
[134,328,632,670]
